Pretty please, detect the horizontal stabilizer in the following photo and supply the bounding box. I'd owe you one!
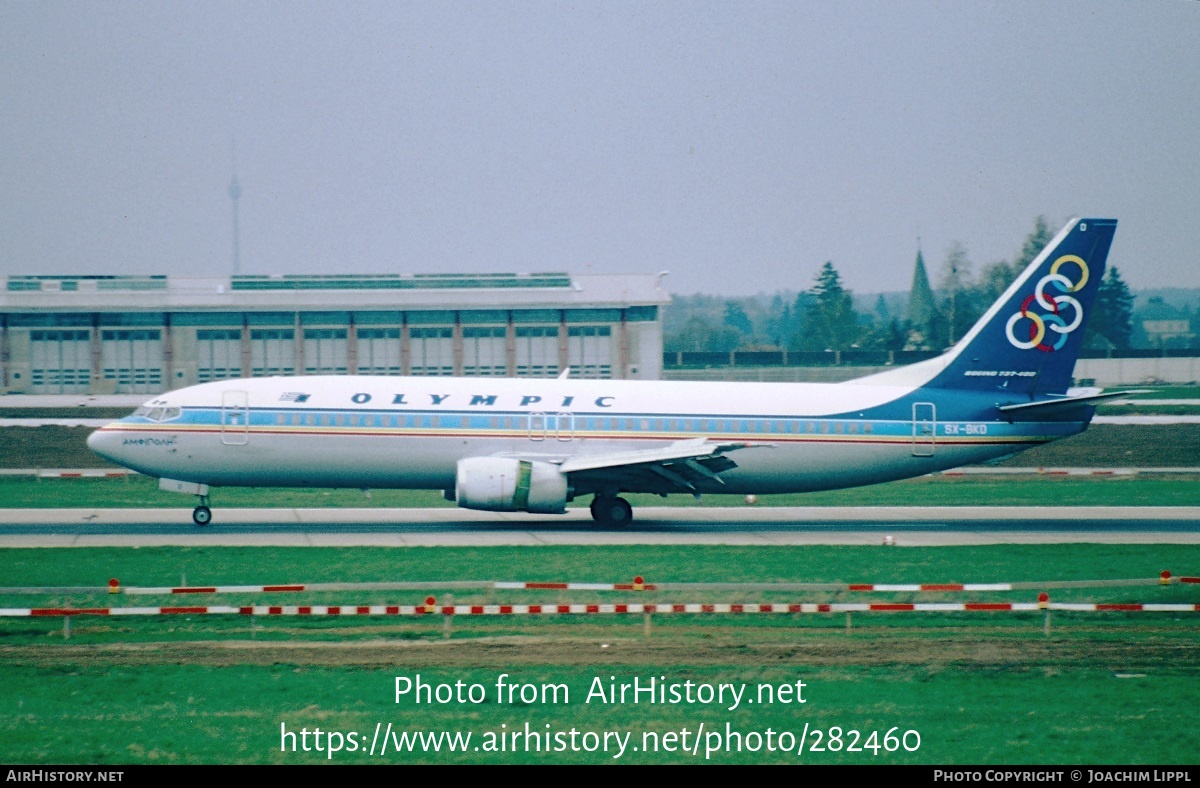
[997,389,1150,418]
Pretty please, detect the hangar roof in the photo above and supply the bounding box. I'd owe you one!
[1,272,671,313]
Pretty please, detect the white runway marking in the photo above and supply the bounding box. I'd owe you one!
[0,507,1196,546]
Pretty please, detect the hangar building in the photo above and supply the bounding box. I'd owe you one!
[0,272,669,394]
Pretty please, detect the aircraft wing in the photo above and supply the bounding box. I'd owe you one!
[553,437,762,493]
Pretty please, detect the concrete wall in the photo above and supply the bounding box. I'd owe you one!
[664,357,1200,386]
[1073,357,1200,386]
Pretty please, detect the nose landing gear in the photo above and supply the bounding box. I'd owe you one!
[192,494,212,526]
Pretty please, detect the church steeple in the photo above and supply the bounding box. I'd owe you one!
[905,244,940,350]
[907,246,936,327]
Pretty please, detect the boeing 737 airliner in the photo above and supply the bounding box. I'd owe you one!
[88,218,1126,526]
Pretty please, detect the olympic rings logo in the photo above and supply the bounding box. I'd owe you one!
[1004,255,1090,352]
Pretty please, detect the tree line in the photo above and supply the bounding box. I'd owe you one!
[664,217,1144,354]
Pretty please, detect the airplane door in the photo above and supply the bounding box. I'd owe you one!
[912,402,935,457]
[221,390,250,446]
[555,411,574,442]
[528,411,547,441]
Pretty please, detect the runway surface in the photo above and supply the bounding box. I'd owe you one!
[0,506,1197,547]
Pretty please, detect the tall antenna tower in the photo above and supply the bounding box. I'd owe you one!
[229,139,242,276]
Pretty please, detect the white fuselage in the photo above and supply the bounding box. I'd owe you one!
[87,374,1083,497]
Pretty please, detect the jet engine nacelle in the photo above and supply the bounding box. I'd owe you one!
[454,457,568,514]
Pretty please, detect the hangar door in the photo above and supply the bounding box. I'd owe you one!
[462,327,507,376]
[303,329,348,374]
[101,330,163,393]
[30,330,91,393]
[356,328,401,375]
[249,329,295,377]
[196,329,243,382]
[568,326,612,378]
[515,326,559,377]
[409,328,454,376]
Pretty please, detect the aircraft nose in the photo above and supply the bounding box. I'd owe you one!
[86,427,122,464]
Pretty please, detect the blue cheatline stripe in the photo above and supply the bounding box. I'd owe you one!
[108,405,1075,445]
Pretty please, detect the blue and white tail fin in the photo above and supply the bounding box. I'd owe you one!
[859,217,1117,396]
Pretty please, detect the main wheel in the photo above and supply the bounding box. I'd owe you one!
[591,496,633,527]
[192,506,212,526]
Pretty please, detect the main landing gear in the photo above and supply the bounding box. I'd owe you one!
[192,494,212,526]
[590,494,633,527]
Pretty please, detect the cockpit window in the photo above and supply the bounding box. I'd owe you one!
[135,406,182,422]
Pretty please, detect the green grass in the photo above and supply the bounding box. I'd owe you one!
[3,663,1198,764]
[0,473,1197,509]
[3,544,1197,587]
[2,544,1200,764]
[1,544,1197,628]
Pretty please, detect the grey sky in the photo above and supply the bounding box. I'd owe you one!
[1,0,1197,296]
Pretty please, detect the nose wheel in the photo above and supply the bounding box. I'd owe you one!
[590,495,633,527]
[192,494,212,526]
